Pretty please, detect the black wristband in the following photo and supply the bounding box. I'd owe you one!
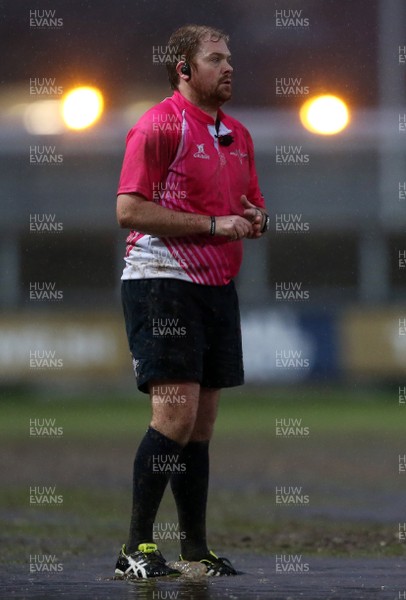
[210,216,216,236]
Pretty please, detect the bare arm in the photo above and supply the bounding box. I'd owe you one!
[116,193,252,240]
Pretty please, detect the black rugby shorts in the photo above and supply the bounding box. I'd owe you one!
[121,278,244,394]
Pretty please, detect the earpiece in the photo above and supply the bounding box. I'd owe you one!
[180,62,191,79]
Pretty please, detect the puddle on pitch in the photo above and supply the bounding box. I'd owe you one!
[6,555,406,599]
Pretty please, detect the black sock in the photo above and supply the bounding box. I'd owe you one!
[170,440,210,560]
[127,426,183,553]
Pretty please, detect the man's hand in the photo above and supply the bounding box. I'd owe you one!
[215,215,252,240]
[214,196,266,241]
[240,195,264,238]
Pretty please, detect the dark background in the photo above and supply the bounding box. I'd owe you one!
[2,0,379,109]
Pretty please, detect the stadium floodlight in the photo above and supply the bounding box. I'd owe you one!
[300,95,349,135]
[62,86,104,130]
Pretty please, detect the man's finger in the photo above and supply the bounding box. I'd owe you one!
[240,195,254,208]
[244,211,261,226]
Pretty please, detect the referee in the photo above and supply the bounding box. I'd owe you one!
[115,24,269,579]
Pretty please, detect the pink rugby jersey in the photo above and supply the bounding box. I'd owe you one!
[117,90,265,286]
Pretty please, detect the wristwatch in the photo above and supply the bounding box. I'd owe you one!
[261,213,270,233]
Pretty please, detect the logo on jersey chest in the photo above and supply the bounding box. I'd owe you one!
[230,149,248,164]
[193,144,210,160]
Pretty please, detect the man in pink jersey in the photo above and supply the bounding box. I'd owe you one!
[114,24,269,579]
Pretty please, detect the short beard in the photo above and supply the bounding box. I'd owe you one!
[216,85,232,104]
[192,80,232,107]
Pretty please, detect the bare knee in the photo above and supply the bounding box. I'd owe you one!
[151,412,196,445]
[149,380,200,445]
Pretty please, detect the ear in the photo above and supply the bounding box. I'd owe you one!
[176,60,190,81]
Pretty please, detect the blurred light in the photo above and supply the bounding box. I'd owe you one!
[24,100,64,135]
[300,95,349,135]
[62,87,104,130]
[124,100,155,127]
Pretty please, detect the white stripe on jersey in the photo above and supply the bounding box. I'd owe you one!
[121,235,194,282]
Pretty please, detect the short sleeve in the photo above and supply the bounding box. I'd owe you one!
[117,108,180,200]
